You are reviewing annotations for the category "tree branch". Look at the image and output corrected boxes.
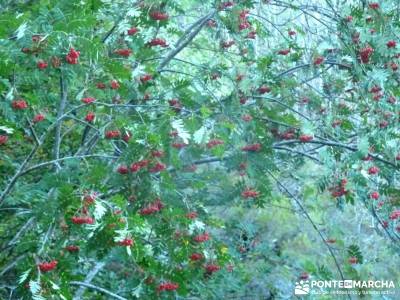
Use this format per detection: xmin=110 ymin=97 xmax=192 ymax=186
xmin=70 ymin=281 xmax=127 ymax=300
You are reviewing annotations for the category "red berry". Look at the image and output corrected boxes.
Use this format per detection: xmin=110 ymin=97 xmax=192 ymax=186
xmin=193 ymin=232 xmax=210 ymax=243
xmin=190 ymin=253 xmax=203 ymax=261
xmin=38 ymin=260 xmax=58 ymax=272
xmin=368 ymin=2 xmax=379 ymax=9
xmin=360 ymin=46 xmax=374 ymax=63
xmin=149 ymin=162 xmax=166 ymax=173
xmin=387 ymin=40 xmax=397 ymax=48
xmin=241 ymin=143 xmax=261 ymax=152
xmin=127 ymin=27 xmax=138 ymax=35
xmin=140 ymin=74 xmax=152 ymax=83
xmin=241 ymin=188 xmax=260 ymax=198
xmin=157 ymin=282 xmax=178 ymax=292
xmin=207 ymin=139 xmax=224 ymax=148
xmin=117 ymin=165 xmax=129 ymax=174
xmin=66 ymin=48 xmax=80 ymax=64
xmin=66 ymin=245 xmax=80 ymax=252
xmin=368 ymin=166 xmax=379 ymax=175
xmin=299 ymin=134 xmax=313 ymax=142
xmin=205 ymin=264 xmax=220 ymax=274
xmin=110 ymin=80 xmax=120 ymax=89
xmin=348 ymin=257 xmax=358 ymax=264
xmin=96 ymin=82 xmax=106 ymax=89
xmin=148 ymin=38 xmax=168 ymax=48
xmin=313 ymin=56 xmax=324 ymax=65
xmin=149 ymin=11 xmax=169 ymax=21
xmin=114 ymin=49 xmax=132 ymax=57
xmin=85 ymin=112 xmax=95 ymax=123
xmin=33 ymin=114 xmax=45 ymax=123
xmin=0 ymin=135 xmax=8 ymax=145
xmin=257 ymin=85 xmax=271 ymax=94
xmin=186 ymin=212 xmax=198 ymax=219
xmin=82 ymin=97 xmax=95 ymax=104
xmin=37 ymin=60 xmax=48 ymax=69
xmin=278 ymin=49 xmax=290 ymax=55
xmin=370 ymin=191 xmax=379 ymax=200
xmin=11 ymin=99 xmax=28 ymax=110
xmin=118 ymin=238 xmax=134 ymax=246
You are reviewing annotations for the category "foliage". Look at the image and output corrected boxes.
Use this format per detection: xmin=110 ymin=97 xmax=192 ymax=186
xmin=1 ymin=0 xmax=400 ymax=299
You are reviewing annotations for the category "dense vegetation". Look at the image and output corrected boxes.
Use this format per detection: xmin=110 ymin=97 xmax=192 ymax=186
xmin=1 ymin=0 xmax=400 ymax=299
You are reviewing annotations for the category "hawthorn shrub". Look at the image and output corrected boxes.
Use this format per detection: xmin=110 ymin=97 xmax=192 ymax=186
xmin=1 ymin=0 xmax=400 ymax=299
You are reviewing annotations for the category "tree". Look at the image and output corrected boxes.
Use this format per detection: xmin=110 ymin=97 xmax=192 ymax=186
xmin=1 ymin=0 xmax=400 ymax=299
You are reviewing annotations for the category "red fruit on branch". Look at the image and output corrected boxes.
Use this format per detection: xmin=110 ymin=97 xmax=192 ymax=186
xmin=117 ymin=165 xmax=129 ymax=174
xmin=186 ymin=211 xmax=198 ymax=219
xmin=122 ymin=132 xmax=132 ymax=142
xmin=37 ymin=60 xmax=48 ymax=69
xmin=370 ymin=191 xmax=379 ymax=200
xmin=168 ymin=99 xmax=182 ymax=112
xmin=66 ymin=48 xmax=80 ymax=64
xmin=207 ymin=19 xmax=217 ymax=27
xmin=221 ymin=40 xmax=235 ymax=48
xmin=140 ymin=199 xmax=164 ymax=215
xmin=172 ymin=143 xmax=187 ymax=149
xmin=190 ymin=253 xmax=203 ymax=261
xmin=278 ymin=49 xmax=290 ymax=55
xmin=239 ymin=21 xmax=251 ymax=31
xmin=313 ymin=56 xmax=324 ymax=65
xmin=38 ymin=260 xmax=58 ymax=272
xmin=241 ymin=114 xmax=252 ymax=122
xmin=219 ymin=1 xmax=234 ymax=10
xmin=157 ymin=282 xmax=179 ymax=292
xmin=148 ymin=38 xmax=168 ymax=47
xmin=241 ymin=143 xmax=261 ymax=152
xmin=118 ymin=238 xmax=134 ymax=246
xmin=207 ymin=139 xmax=224 ymax=148
xmin=348 ymin=257 xmax=358 ymax=264
xmin=193 ymin=232 xmax=210 ymax=243
xmin=0 ymin=135 xmax=8 ymax=145
xmin=105 ymin=130 xmax=121 ymax=139
xmin=66 ymin=245 xmax=80 ymax=252
xmin=345 ymin=16 xmax=353 ymax=22
xmin=241 ymin=188 xmax=260 ymax=198
xmin=82 ymin=97 xmax=95 ymax=104
xmin=387 ymin=40 xmax=397 ymax=48
xmin=85 ymin=112 xmax=95 ymax=123
xmin=33 ymin=114 xmax=45 ymax=123
xmin=140 ymin=74 xmax=152 ymax=83
xmin=151 ymin=150 xmax=164 ymax=158
xmin=247 ymin=31 xmax=257 ymax=39
xmin=110 ymin=80 xmax=120 ymax=89
xmin=359 ymin=46 xmax=374 ymax=63
xmin=299 ymin=134 xmax=313 ymax=142
xmin=71 ymin=216 xmax=94 ymax=225
xmin=149 ymin=162 xmax=166 ymax=173
xmin=299 ymin=272 xmax=309 ymax=280
xmin=389 ymin=210 xmax=400 ymax=220
xmin=114 ymin=49 xmax=132 ymax=57
xmin=368 ymin=166 xmax=379 ymax=175
xmin=396 ymin=153 xmax=400 ymax=160
xmin=96 ymin=82 xmax=106 ymax=89
xmin=149 ymin=11 xmax=169 ymax=21
xmin=288 ymin=30 xmax=296 ymax=36
xmin=205 ymin=264 xmax=220 ymax=274
xmin=257 ymin=85 xmax=271 ymax=94
xmin=369 ymin=85 xmax=381 ymax=93
xmin=11 ymin=99 xmax=28 ymax=110
xmin=368 ymin=2 xmax=379 ymax=9
xmin=127 ymin=27 xmax=138 ymax=35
